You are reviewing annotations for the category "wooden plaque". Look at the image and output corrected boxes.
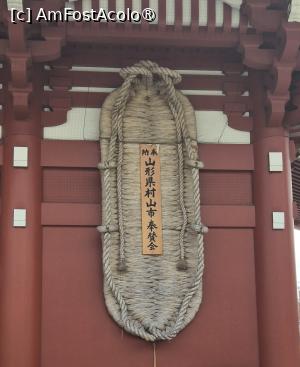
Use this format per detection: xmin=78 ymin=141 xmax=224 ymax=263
xmin=140 ymin=144 xmax=163 ymax=255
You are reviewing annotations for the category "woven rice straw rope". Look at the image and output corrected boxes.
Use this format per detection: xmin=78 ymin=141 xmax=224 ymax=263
xmin=98 ymin=60 xmax=206 ymax=341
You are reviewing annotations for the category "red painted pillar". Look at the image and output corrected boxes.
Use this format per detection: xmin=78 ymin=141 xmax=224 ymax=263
xmin=251 ymin=72 xmax=300 ymax=367
xmin=0 ymin=113 xmax=42 ymax=367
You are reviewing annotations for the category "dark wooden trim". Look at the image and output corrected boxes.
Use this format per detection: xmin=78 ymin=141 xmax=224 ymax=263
xmin=42 ymin=91 xmax=252 ymax=111
xmin=44 ymin=70 xmax=249 ymax=91
xmin=41 ymin=141 xmax=254 ymax=171
xmin=41 ymin=203 xmax=256 ymax=228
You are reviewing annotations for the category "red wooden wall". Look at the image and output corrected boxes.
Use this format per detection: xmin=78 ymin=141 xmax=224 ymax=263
xmin=40 ymin=141 xmax=259 ymax=367
xmin=0 ymin=46 xmax=299 ymax=367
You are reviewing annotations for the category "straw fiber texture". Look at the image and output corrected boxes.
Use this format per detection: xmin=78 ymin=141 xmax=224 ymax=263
xmin=98 ymin=61 xmax=205 ymax=341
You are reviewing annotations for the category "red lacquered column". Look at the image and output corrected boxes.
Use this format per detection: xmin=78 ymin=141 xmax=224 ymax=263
xmin=0 ymin=115 xmax=42 ymax=367
xmin=251 ymin=72 xmax=300 ymax=367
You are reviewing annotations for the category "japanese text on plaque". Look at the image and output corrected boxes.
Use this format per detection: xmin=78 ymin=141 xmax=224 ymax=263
xmin=140 ymin=144 xmax=163 ymax=255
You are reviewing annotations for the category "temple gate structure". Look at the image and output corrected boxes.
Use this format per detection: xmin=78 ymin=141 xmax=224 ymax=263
xmin=0 ymin=0 xmax=300 ymax=366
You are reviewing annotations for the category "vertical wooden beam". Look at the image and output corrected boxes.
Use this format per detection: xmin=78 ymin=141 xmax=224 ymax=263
xmin=74 ymin=0 xmax=82 ymax=12
xmin=191 ymin=0 xmax=199 ymax=31
xmin=251 ymin=71 xmax=300 ymax=367
xmin=0 ymin=67 xmax=42 ymax=367
xmin=123 ymin=0 xmax=133 ymax=31
xmin=223 ymin=3 xmax=231 ymax=33
xmin=207 ymin=0 xmax=216 ymax=32
xmin=158 ymin=0 xmax=166 ymax=30
xmin=174 ymin=0 xmax=182 ymax=30
xmin=91 ymin=0 xmax=99 ymax=10
xmin=141 ymin=0 xmax=150 ymax=30
xmin=110 ymin=0 xmax=117 ymax=13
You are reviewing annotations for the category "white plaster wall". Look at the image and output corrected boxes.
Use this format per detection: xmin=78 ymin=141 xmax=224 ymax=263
xmin=44 ymin=108 xmax=100 ymax=141
xmin=43 ymin=64 xmax=250 ymax=145
xmin=45 ymin=85 xmax=225 ymax=96
xmin=7 ymin=0 xmax=23 ymax=10
xmin=44 ymin=108 xmax=250 ymax=144
xmin=195 ymin=111 xmax=250 ymax=144
xmin=69 ymin=66 xmax=225 ymax=75
xmin=289 ymin=0 xmax=300 ymax=22
xmin=222 ymin=0 xmax=242 ymax=9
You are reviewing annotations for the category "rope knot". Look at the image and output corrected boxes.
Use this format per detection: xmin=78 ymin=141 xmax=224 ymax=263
xmin=97 ymin=161 xmax=117 ymax=170
xmin=192 ymin=223 xmax=209 ymax=234
xmin=119 ymin=65 xmax=153 ymax=81
xmin=119 ymin=60 xmax=182 ymax=87
xmin=118 ymin=259 xmax=127 ymax=272
xmin=177 ymin=258 xmax=188 ymax=271
xmin=186 ymin=159 xmax=205 ymax=169
xmin=97 ymin=225 xmax=118 ymax=233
